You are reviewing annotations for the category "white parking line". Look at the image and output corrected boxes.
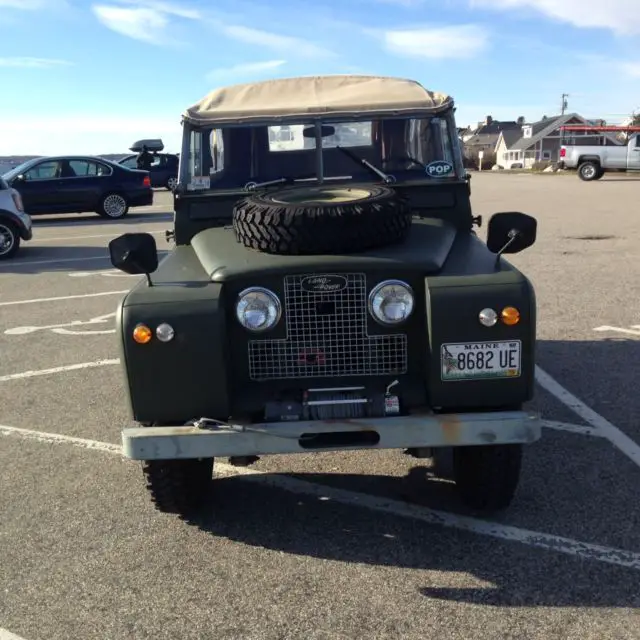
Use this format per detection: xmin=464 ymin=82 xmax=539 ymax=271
xmin=29 ymin=229 xmax=166 ymax=244
xmin=542 ymin=420 xmax=604 ymax=438
xmin=0 ymin=359 xmax=119 ymax=383
xmin=0 ymin=255 xmax=110 ymax=267
xmin=0 ymin=291 xmax=128 ymax=307
xmin=0 ymin=628 xmax=29 ymax=640
xmin=536 ymin=365 xmax=640 ymax=469
xmin=1 ymin=423 xmax=640 ymax=570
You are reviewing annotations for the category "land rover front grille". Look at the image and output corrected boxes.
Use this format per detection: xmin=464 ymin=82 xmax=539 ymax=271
xmin=247 ymin=273 xmax=408 ymax=381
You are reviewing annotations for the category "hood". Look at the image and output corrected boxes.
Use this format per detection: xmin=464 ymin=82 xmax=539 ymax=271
xmin=191 ymin=217 xmax=457 ymax=282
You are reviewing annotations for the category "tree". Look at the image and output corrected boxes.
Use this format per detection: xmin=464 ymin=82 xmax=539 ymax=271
xmin=632 ymin=113 xmax=640 ymax=126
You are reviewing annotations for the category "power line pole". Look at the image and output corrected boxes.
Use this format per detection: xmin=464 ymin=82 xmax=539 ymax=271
xmin=561 ymin=93 xmax=569 ymax=115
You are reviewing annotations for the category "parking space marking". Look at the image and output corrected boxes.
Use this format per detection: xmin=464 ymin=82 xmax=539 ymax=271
xmin=2 ymin=422 xmax=640 ymax=570
xmin=68 ymin=270 xmax=139 ymax=278
xmin=0 ymin=628 xmax=29 ymax=640
xmin=0 ymin=255 xmax=110 ymax=267
xmin=29 ymin=229 xmax=166 ymax=244
xmin=0 ymin=291 xmax=128 ymax=307
xmin=594 ymin=325 xmax=640 ymax=337
xmin=0 ymin=359 xmax=119 ymax=382
xmin=5 ymin=312 xmax=116 ymax=336
xmin=542 ymin=420 xmax=604 ymax=438
xmin=536 ymin=365 xmax=640 ymax=469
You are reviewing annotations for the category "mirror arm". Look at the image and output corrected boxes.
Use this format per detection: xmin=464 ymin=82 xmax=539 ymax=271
xmin=494 ymin=229 xmax=521 ymax=268
xmin=145 ymin=273 xmax=153 ymax=287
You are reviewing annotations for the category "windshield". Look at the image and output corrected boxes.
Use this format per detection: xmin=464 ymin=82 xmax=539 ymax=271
xmin=182 ymin=114 xmax=460 ymax=191
xmin=1 ymin=159 xmax=36 ymax=182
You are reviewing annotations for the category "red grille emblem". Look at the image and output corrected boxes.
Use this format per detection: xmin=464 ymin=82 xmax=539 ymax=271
xmin=298 ymin=349 xmax=326 ymax=366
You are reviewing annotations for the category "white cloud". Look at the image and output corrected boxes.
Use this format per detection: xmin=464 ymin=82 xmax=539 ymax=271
xmin=110 ymin=0 xmax=201 ymax=20
xmin=622 ymin=62 xmax=640 ymax=77
xmin=470 ymin=0 xmax=640 ymax=35
xmin=0 ymin=57 xmax=73 ymax=68
xmin=219 ymin=25 xmax=335 ymax=58
xmin=92 ymin=4 xmax=171 ymax=44
xmin=382 ymin=24 xmax=489 ymax=59
xmin=206 ymin=60 xmax=287 ymax=83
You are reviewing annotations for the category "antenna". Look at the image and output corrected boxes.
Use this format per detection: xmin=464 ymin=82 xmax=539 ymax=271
xmin=561 ymin=93 xmax=569 ymax=115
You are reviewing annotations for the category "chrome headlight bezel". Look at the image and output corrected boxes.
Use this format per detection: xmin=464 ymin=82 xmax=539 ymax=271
xmin=236 ymin=286 xmax=282 ymax=332
xmin=368 ymin=279 xmax=415 ymax=326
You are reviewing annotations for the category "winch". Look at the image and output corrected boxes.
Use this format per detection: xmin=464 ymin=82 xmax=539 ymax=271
xmin=263 ymin=380 xmax=402 ymax=422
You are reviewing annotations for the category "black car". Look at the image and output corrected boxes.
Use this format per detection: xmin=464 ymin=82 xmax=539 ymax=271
xmin=117 ymin=152 xmax=179 ymax=191
xmin=117 ymin=138 xmax=179 ymax=191
xmin=1 ymin=155 xmax=153 ymax=219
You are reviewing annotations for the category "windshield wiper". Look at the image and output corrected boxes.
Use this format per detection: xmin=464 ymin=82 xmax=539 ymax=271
xmin=336 ymin=146 xmax=395 ymax=184
xmin=244 ymin=177 xmax=295 ymax=191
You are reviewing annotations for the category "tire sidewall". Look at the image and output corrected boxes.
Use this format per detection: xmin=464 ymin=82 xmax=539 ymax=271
xmin=579 ymin=162 xmax=599 ymax=181
xmin=0 ymin=219 xmax=20 ymax=260
xmin=99 ymin=192 xmax=129 ymax=219
xmin=246 ymin=184 xmax=396 ymax=209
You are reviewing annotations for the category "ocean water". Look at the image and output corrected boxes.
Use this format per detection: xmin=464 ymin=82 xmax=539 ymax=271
xmin=0 ymin=162 xmax=16 ymax=175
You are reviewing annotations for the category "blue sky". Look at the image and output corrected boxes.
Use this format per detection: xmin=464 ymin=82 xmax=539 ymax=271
xmin=1 ymin=0 xmax=640 ymax=155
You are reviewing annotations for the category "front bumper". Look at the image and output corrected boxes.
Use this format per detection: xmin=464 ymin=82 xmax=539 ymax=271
xmin=122 ymin=410 xmax=541 ymax=461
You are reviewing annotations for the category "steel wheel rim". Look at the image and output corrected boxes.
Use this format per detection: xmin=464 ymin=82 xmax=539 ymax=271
xmin=0 ymin=224 xmax=15 ymax=256
xmin=582 ymin=165 xmax=595 ymax=178
xmin=103 ymin=194 xmax=126 ymax=217
xmin=167 ymin=177 xmax=178 ymax=190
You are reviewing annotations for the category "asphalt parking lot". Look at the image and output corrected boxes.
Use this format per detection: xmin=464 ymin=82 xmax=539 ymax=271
xmin=1 ymin=175 xmax=639 ymax=640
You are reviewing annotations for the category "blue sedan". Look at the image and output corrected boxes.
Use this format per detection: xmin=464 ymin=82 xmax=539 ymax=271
xmin=1 ymin=155 xmax=153 ymax=219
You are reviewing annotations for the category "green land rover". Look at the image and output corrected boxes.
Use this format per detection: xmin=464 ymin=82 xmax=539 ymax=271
xmin=108 ymin=74 xmax=541 ymax=520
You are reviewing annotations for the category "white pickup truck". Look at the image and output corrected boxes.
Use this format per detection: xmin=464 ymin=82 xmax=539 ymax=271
xmin=559 ymin=132 xmax=640 ymax=180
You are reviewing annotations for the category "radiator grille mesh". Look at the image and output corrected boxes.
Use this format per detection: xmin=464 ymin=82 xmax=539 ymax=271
xmin=248 ymin=273 xmax=408 ymax=381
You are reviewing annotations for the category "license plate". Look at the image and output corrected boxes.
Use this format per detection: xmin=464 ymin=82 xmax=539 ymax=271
xmin=441 ymin=340 xmax=521 ymax=381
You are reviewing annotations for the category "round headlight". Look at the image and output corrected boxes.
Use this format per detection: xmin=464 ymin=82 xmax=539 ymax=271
xmin=236 ymin=287 xmax=281 ymax=332
xmin=368 ymin=280 xmax=414 ymax=325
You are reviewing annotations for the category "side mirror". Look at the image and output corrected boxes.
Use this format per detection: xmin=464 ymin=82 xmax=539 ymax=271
xmin=109 ymin=232 xmax=158 ymax=276
xmin=487 ymin=212 xmax=537 ymax=255
xmin=13 ymin=174 xmax=25 ymax=183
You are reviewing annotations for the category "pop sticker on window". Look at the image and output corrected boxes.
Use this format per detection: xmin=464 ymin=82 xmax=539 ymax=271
xmin=425 ymin=160 xmax=453 ymax=177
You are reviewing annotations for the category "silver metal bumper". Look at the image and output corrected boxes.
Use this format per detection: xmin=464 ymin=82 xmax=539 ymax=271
xmin=121 ymin=410 xmax=541 ymax=461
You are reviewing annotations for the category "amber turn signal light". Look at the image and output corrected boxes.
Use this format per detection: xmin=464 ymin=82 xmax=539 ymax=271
xmin=501 ymin=307 xmax=520 ymax=325
xmin=133 ymin=323 xmax=153 ymax=344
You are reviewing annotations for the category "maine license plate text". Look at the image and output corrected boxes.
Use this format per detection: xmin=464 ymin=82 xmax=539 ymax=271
xmin=441 ymin=340 xmax=521 ymax=381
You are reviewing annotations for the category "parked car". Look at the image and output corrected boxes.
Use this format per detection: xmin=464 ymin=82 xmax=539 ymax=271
xmin=0 ymin=175 xmax=32 ymax=259
xmin=1 ymin=156 xmax=153 ymax=219
xmin=117 ymin=139 xmax=179 ymax=191
xmin=109 ymin=74 xmax=540 ymax=521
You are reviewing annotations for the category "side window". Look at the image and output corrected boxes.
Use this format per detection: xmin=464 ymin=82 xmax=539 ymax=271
xmin=69 ymin=160 xmax=113 ymax=177
xmin=24 ymin=161 xmax=61 ymax=180
xmin=121 ymin=157 xmax=137 ymax=169
xmin=635 ymin=136 xmax=640 ymax=148
xmin=209 ymin=129 xmax=224 ymax=174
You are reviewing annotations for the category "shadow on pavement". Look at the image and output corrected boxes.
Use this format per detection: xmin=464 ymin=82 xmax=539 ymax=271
xmin=536 ymin=338 xmax=640 ymax=436
xmin=183 ymin=473 xmax=640 ymax=609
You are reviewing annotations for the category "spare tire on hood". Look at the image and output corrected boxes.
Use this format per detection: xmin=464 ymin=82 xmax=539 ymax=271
xmin=232 ymin=184 xmax=412 ymax=255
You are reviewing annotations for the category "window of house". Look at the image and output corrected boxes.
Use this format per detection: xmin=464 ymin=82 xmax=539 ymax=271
xmin=541 ymin=150 xmax=552 ymax=160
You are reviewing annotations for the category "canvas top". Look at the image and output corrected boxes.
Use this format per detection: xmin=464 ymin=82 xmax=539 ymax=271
xmin=182 ymin=75 xmax=453 ymax=126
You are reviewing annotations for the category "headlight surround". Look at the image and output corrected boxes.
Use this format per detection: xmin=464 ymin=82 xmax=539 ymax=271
xmin=236 ymin=287 xmax=281 ymax=332
xmin=368 ymin=280 xmax=414 ymax=325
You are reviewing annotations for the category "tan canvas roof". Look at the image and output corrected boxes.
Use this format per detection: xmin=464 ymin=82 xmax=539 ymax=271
xmin=182 ymin=74 xmax=453 ymax=126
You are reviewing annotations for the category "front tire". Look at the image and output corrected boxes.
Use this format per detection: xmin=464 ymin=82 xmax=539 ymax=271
xmin=142 ymin=458 xmax=214 ymax=518
xmin=452 ymin=444 xmax=523 ymax=513
xmin=166 ymin=176 xmax=178 ymax=191
xmin=0 ymin=220 xmax=20 ymax=260
xmin=98 ymin=192 xmax=129 ymax=219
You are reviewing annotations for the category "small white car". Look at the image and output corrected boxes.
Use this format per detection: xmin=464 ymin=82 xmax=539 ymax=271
xmin=0 ymin=175 xmax=32 ymax=259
